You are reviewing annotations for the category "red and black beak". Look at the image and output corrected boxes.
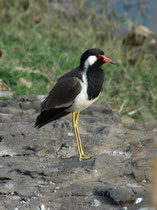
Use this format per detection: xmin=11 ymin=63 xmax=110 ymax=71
xmin=97 ymin=54 xmax=117 ymax=64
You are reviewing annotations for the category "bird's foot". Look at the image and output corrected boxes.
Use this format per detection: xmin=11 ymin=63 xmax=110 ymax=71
xmin=79 ymin=154 xmax=90 ymax=161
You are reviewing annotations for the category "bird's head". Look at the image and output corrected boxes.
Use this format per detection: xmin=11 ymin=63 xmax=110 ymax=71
xmin=80 ymin=48 xmax=116 ymax=69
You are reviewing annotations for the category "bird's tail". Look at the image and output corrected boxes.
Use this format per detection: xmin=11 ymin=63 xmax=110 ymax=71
xmin=35 ymin=108 xmax=69 ymax=128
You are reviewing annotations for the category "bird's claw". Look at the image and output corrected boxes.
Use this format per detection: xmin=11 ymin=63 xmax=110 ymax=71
xmin=79 ymin=154 xmax=90 ymax=161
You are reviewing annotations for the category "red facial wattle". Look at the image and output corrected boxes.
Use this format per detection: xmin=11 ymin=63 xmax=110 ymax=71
xmin=97 ymin=54 xmax=116 ymax=64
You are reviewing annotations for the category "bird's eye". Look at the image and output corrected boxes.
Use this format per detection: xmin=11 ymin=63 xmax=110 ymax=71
xmin=96 ymin=54 xmax=101 ymax=59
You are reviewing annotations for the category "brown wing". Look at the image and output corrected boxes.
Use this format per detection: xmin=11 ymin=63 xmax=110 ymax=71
xmin=41 ymin=77 xmax=81 ymax=111
xmin=35 ymin=77 xmax=82 ymax=128
xmin=57 ymin=65 xmax=83 ymax=81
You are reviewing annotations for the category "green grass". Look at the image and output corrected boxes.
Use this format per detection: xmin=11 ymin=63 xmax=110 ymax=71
xmin=0 ymin=0 xmax=157 ymax=120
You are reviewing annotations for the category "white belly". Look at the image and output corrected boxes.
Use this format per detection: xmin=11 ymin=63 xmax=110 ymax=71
xmin=67 ymin=86 xmax=100 ymax=113
xmin=67 ymin=71 xmax=100 ymax=113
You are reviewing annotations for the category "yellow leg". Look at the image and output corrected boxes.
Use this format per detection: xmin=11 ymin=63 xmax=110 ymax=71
xmin=72 ymin=112 xmax=81 ymax=158
xmin=72 ymin=112 xmax=89 ymax=161
xmin=75 ymin=112 xmax=88 ymax=158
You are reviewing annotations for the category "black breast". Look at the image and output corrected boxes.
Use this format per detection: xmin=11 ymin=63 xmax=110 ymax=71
xmin=86 ymin=66 xmax=105 ymax=100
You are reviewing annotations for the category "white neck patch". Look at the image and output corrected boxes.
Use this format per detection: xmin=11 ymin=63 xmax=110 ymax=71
xmin=84 ymin=55 xmax=97 ymax=70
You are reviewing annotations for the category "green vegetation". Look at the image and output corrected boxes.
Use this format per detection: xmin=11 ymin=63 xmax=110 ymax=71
xmin=0 ymin=0 xmax=157 ymax=120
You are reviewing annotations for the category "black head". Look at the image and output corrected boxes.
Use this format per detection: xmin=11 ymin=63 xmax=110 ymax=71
xmin=80 ymin=48 xmax=116 ymax=69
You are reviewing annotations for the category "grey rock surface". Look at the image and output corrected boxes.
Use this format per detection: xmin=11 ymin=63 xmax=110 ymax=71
xmin=0 ymin=95 xmax=156 ymax=210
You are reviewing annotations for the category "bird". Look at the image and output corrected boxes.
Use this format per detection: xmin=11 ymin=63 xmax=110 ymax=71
xmin=35 ymin=48 xmax=116 ymax=161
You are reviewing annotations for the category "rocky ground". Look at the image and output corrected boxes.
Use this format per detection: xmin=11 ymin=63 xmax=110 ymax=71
xmin=0 ymin=95 xmax=157 ymax=210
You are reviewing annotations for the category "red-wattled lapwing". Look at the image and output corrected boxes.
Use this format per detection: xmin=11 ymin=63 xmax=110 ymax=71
xmin=35 ymin=48 xmax=116 ymax=160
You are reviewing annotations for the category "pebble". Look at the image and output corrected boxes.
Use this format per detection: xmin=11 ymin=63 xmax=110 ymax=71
xmin=0 ymin=95 xmax=155 ymax=210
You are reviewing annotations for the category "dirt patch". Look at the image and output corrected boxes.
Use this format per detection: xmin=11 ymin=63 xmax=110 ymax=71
xmin=0 ymin=95 xmax=156 ymax=209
